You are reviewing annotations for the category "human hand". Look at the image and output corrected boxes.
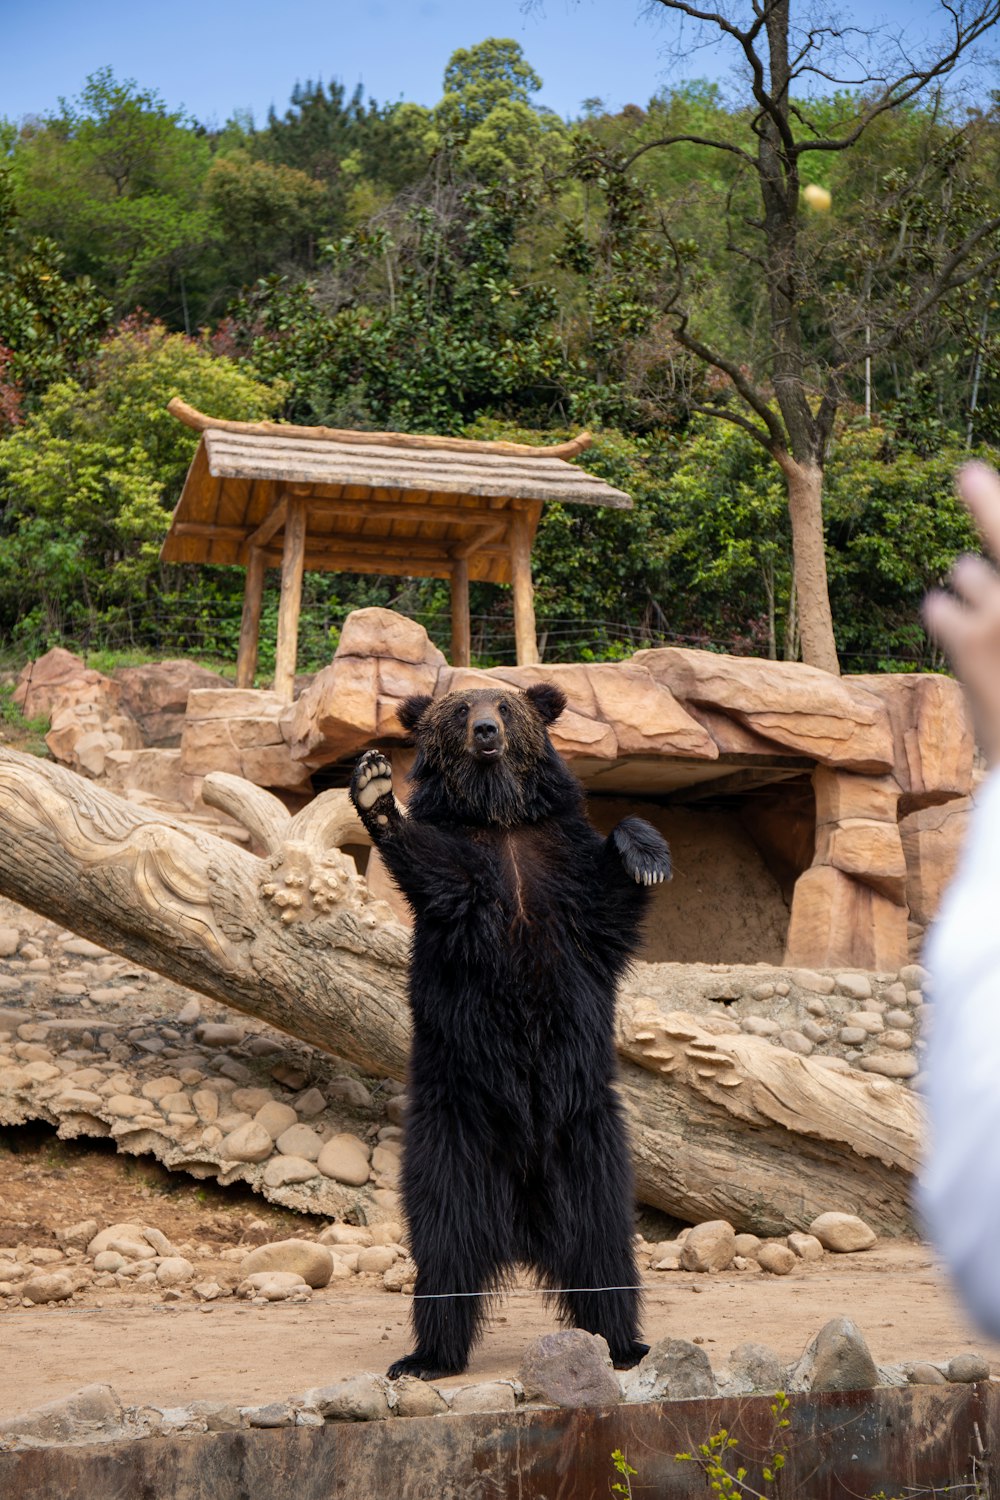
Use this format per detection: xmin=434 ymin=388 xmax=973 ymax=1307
xmin=924 ymin=461 xmax=1000 ymax=764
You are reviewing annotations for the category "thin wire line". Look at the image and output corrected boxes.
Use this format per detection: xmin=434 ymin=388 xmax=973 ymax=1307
xmin=411 ymin=1283 xmax=647 ymax=1299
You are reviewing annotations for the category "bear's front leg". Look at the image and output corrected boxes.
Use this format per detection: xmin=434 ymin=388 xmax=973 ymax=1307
xmin=349 ymin=749 xmax=401 ymax=840
xmin=611 ymin=816 xmax=672 ymax=886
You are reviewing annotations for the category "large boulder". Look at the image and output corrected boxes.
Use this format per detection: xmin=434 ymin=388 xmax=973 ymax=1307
xmin=180 ymin=689 xmax=312 ymax=790
xmin=114 ymin=660 xmax=228 ymax=747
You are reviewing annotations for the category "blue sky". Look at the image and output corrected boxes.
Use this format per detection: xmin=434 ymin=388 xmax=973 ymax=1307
xmin=3 ymin=0 xmax=992 ymax=127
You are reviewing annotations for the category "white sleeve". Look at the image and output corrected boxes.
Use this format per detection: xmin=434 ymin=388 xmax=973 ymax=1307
xmin=922 ymin=769 xmax=1000 ymax=1336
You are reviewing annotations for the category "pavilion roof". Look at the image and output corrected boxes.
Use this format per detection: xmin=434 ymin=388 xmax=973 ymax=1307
xmin=160 ymin=401 xmax=632 ymax=585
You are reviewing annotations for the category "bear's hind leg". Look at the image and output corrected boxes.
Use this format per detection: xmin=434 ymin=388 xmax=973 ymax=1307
xmin=391 ymin=1111 xmax=514 ymax=1380
xmin=533 ymin=1109 xmax=648 ymax=1370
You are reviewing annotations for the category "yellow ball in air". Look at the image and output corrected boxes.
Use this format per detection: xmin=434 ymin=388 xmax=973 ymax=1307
xmin=803 ymin=183 xmax=832 ymax=213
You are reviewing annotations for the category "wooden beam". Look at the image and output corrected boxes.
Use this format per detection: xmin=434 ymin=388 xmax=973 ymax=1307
xmin=261 ymin=548 xmax=456 ymax=580
xmin=307 ymin=498 xmax=510 ymax=529
xmin=450 ymin=557 xmax=471 ymax=668
xmin=450 ymin=523 xmax=504 ymax=560
xmin=168 ymin=397 xmax=593 ymax=459
xmin=273 ymin=498 xmax=307 ymax=704
xmin=246 ymin=495 xmax=289 ymax=553
xmin=173 ymin=522 xmax=248 ymax=543
xmin=509 ymin=508 xmax=539 ymax=666
xmin=235 ymin=546 xmax=266 ymax=689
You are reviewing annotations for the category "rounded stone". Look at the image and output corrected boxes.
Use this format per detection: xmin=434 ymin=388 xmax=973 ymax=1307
xmin=742 ymin=1017 xmax=779 ymax=1037
xmin=93 ymin=1251 xmax=125 ymax=1273
xmin=317 ymin=1133 xmax=371 ymax=1186
xmin=356 ymin=1245 xmax=398 ymax=1274
xmin=947 ymin=1353 xmax=990 ymax=1383
xmin=194 ymin=1023 xmax=245 ymax=1048
xmin=884 ymin=1010 xmax=913 ymax=1030
xmin=275 ymin=1123 xmax=323 ymax=1161
xmin=733 ymin=1233 xmax=761 ymax=1258
xmin=880 ymin=1030 xmax=914 ymax=1051
xmin=261 ymin=1155 xmax=319 ymax=1188
xmin=846 ymin=1011 xmax=884 ymax=1033
xmin=254 ymin=1101 xmax=299 ymax=1140
xmin=219 ymin=1121 xmax=274 ymax=1164
xmin=88 ymin=1222 xmax=152 ymax=1258
xmin=836 ymin=974 xmax=873 ymax=1001
xmin=679 ymin=1220 xmax=736 ymax=1273
xmin=787 ymin=1232 xmax=824 ymax=1262
xmin=22 ymin=1272 xmax=75 ymax=1303
xmin=779 ymin=1029 xmax=814 ymax=1056
xmin=907 ymin=1362 xmax=947 ymax=1385
xmin=858 ymin=1052 xmax=918 ymax=1079
xmin=318 ymin=1224 xmax=374 ymax=1248
xmin=838 ymin=1027 xmax=868 ymax=1046
xmin=239 ymin=1239 xmax=334 ymax=1288
xmin=238 ymin=1271 xmax=308 ymax=1301
xmin=757 ymin=1243 xmax=796 ymax=1275
xmin=808 ymin=1212 xmax=877 ymax=1253
xmin=156 ymin=1257 xmax=195 ymax=1287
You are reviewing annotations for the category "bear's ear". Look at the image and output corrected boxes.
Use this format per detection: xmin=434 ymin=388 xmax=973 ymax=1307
xmin=523 ymin=682 xmax=566 ymax=726
xmin=397 ymin=694 xmax=433 ymax=733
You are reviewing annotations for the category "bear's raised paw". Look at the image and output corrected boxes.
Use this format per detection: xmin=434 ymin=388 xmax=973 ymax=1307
xmin=612 ymin=817 xmax=672 ymax=886
xmin=351 ymin=749 xmax=394 ymax=814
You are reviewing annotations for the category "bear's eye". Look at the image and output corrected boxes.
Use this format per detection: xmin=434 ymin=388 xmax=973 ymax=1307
xmin=498 ymin=701 xmax=509 ymax=718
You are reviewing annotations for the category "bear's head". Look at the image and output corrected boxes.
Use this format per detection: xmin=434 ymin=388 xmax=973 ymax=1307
xmin=397 ymin=683 xmax=575 ymax=826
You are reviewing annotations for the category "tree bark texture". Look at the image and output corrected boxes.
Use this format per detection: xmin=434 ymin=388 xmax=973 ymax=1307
xmin=777 ymin=453 xmax=840 ymax=676
xmin=0 ymin=751 xmax=919 ymax=1232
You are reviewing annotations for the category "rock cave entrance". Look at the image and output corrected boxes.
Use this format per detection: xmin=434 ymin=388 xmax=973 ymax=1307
xmin=587 ymin=772 xmax=816 ymax=966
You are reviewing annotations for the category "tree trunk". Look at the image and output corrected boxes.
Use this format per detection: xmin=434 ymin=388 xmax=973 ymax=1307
xmin=0 ymin=751 xmax=918 ymax=1233
xmin=777 ymin=452 xmax=840 ymax=674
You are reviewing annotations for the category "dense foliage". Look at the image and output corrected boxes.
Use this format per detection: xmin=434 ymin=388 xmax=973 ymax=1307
xmin=1 ymin=34 xmax=998 ymax=673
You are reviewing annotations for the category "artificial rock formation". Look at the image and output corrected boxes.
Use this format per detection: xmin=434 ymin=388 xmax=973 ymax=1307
xmin=0 ymin=747 xmax=922 ymax=1233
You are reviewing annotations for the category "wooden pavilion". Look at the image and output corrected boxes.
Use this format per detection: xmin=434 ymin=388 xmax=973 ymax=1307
xmin=161 ymin=400 xmax=632 ymax=701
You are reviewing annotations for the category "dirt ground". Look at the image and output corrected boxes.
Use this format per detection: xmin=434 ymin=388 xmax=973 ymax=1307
xmin=2 ymin=1125 xmax=998 ymax=1418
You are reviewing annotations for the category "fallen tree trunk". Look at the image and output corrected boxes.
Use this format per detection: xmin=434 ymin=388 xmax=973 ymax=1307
xmin=0 ymin=750 xmax=921 ymax=1234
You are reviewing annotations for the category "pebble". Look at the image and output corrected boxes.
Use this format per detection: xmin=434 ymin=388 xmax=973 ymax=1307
xmin=0 ymin=927 xmax=20 ymax=957
xmin=176 ymin=999 xmax=201 ymax=1025
xmin=304 ymin=1377 xmax=391 ymax=1422
xmin=845 ymin=1011 xmax=883 ymax=1033
xmin=733 ymin=1233 xmax=761 ymax=1258
xmin=140 ymin=1077 xmax=184 ymax=1102
xmin=383 ymin=1258 xmax=417 ymax=1293
xmin=317 ymin=1133 xmax=371 ymax=1186
xmin=232 ymin=1087 xmax=274 ymax=1114
xmin=319 ymin=1224 xmax=375 ymax=1248
xmin=624 ymin=1338 xmax=715 ymax=1403
xmin=800 ymin=1020 xmax=829 ymax=1044
xmin=899 ymin=964 xmax=930 ymax=992
xmin=808 ymin=1213 xmax=877 ymax=1253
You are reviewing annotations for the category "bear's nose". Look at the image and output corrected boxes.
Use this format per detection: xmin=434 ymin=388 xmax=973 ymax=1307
xmin=472 ymin=716 xmax=499 ymax=745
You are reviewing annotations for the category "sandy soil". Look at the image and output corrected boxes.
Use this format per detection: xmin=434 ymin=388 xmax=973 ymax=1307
xmin=2 ymin=1124 xmax=998 ymax=1418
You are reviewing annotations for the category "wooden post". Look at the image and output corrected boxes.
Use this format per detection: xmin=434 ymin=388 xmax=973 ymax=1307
xmin=235 ymin=546 xmax=266 ymax=689
xmin=509 ymin=507 xmax=539 ymax=666
xmin=273 ymin=498 xmax=307 ymax=703
xmin=450 ymin=557 xmax=471 ymax=667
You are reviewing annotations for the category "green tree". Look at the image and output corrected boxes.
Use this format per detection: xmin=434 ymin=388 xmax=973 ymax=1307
xmin=587 ymin=0 xmax=1000 ymax=672
xmin=10 ymin=68 xmax=212 ymax=325
xmin=0 ymin=321 xmax=278 ymax=647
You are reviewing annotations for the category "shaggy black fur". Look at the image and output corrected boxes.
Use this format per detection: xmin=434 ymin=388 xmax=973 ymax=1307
xmin=349 ymin=683 xmax=671 ymax=1381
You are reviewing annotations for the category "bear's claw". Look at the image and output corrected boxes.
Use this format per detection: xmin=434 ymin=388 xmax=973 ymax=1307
xmin=351 ymin=749 xmax=394 ymax=813
xmin=387 ymin=1352 xmax=464 ymax=1382
xmin=612 ymin=817 xmax=672 ymax=886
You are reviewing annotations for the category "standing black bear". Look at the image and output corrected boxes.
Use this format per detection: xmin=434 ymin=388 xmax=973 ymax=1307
xmin=349 ymin=682 xmax=671 ymax=1380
